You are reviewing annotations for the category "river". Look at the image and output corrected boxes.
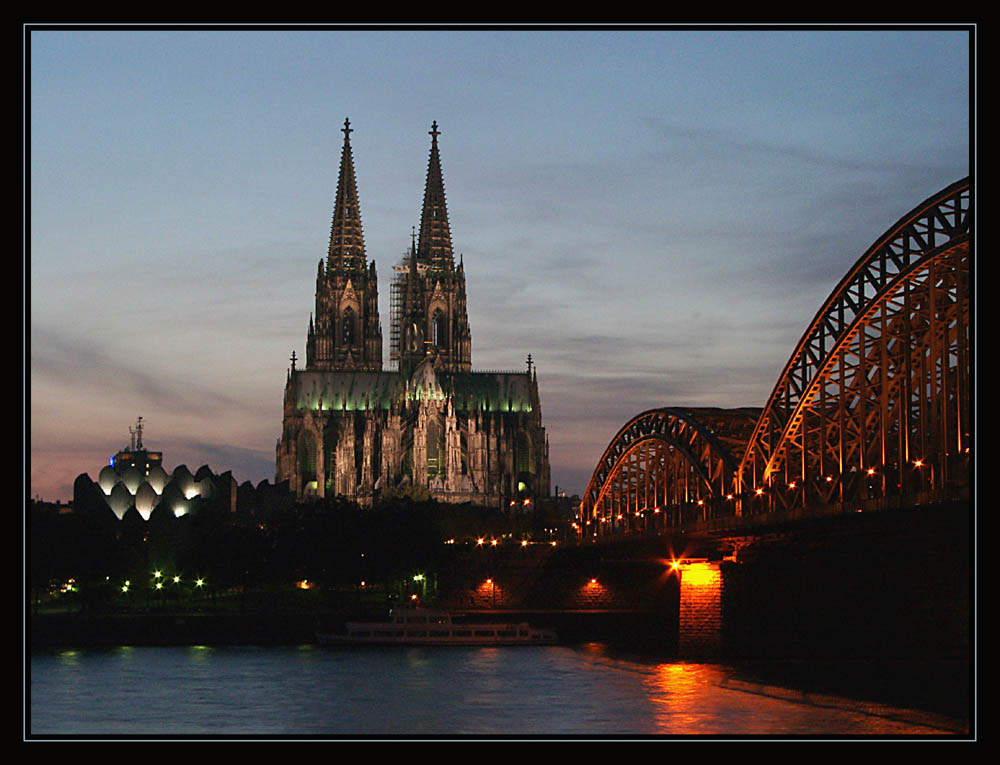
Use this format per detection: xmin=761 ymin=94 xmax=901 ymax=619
xmin=27 ymin=644 xmax=969 ymax=739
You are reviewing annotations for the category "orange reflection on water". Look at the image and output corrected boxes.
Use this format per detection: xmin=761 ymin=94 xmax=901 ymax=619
xmin=646 ymin=662 xmax=724 ymax=734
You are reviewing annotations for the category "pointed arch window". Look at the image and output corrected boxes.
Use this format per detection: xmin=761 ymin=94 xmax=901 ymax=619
xmin=427 ymin=417 xmax=443 ymax=478
xmin=342 ymin=307 xmax=356 ymax=346
xmin=432 ymin=309 xmax=447 ymax=349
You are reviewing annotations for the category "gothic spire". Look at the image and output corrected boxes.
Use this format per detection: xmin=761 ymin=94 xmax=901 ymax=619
xmin=417 ymin=121 xmax=454 ymax=269
xmin=327 ymin=118 xmax=366 ymax=272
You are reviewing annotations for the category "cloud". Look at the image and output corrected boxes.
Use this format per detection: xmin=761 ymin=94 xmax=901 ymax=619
xmin=30 ymin=325 xmax=248 ymax=418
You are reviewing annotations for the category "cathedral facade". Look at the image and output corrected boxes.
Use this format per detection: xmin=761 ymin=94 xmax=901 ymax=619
xmin=275 ymin=120 xmax=550 ymax=507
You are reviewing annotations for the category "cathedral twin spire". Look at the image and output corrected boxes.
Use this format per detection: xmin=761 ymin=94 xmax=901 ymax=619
xmin=416 ymin=121 xmax=455 ymax=269
xmin=307 ymin=119 xmax=469 ymax=374
xmin=327 ymin=118 xmax=366 ymax=273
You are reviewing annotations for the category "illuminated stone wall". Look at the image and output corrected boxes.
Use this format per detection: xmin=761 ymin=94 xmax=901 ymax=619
xmin=677 ymin=562 xmax=722 ymax=657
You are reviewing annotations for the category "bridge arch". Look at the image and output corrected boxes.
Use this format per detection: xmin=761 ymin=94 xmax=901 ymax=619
xmin=737 ymin=177 xmax=971 ymax=513
xmin=579 ymin=408 xmax=752 ymax=537
xmin=580 ymin=177 xmax=970 ymax=536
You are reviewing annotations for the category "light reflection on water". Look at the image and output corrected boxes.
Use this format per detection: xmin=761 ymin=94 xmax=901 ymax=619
xmin=29 ymin=644 xmax=966 ymax=737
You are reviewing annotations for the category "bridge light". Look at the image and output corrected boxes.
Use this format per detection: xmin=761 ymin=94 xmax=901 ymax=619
xmin=726 ymin=494 xmax=733 ymax=500
xmin=825 ymin=475 xmax=833 ymax=482
xmin=697 ymin=499 xmax=704 ymax=506
xmin=755 ymin=488 xmax=764 ymax=496
xmin=788 ymin=482 xmax=796 ymax=490
xmin=670 ymin=560 xmax=681 ymax=572
xmin=477 ymin=538 xmax=484 ymax=546
xmin=867 ymin=467 xmax=877 ymax=476
xmin=914 ymin=459 xmax=924 ymax=468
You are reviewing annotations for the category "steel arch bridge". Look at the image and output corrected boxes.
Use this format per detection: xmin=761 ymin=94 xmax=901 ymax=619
xmin=580 ymin=178 xmax=971 ymax=537
xmin=579 ymin=407 xmax=759 ymax=535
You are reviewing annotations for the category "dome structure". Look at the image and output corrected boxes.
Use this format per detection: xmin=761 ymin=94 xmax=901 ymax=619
xmin=122 ymin=465 xmax=144 ymax=495
xmin=134 ymin=481 xmax=160 ymax=520
xmin=98 ymin=465 xmax=118 ymax=495
xmin=108 ymin=481 xmax=134 ymax=520
xmin=147 ymin=464 xmax=169 ymax=494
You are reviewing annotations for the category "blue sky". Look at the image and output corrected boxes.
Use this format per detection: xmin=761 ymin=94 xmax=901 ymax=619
xmin=28 ymin=27 xmax=972 ymax=502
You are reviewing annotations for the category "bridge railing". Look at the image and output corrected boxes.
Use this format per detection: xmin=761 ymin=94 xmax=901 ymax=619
xmin=579 ymin=486 xmax=969 ymax=542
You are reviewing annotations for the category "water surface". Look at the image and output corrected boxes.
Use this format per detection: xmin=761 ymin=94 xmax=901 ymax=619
xmin=28 ymin=644 xmax=967 ymax=738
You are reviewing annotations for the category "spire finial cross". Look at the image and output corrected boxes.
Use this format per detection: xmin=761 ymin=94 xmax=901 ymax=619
xmin=290 ymin=350 xmax=297 ymax=370
xmin=429 ymin=121 xmax=439 ymax=142
xmin=343 ymin=118 xmax=352 ymax=139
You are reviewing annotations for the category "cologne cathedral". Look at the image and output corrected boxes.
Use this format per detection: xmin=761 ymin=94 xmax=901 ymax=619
xmin=276 ymin=120 xmax=550 ymax=507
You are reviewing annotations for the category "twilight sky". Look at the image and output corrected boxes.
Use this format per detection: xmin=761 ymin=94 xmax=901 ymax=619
xmin=28 ymin=27 xmax=971 ymax=502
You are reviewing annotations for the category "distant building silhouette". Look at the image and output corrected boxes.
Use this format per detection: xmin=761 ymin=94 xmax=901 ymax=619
xmin=275 ymin=120 xmax=550 ymax=507
xmin=76 ymin=418 xmax=241 ymax=521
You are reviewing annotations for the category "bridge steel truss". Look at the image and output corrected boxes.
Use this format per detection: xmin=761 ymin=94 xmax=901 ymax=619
xmin=737 ymin=177 xmax=971 ymax=515
xmin=579 ymin=408 xmax=745 ymax=537
xmin=579 ymin=178 xmax=971 ymax=537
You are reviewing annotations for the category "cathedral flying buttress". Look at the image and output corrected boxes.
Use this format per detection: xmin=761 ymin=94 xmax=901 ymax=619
xmin=276 ymin=121 xmax=549 ymax=507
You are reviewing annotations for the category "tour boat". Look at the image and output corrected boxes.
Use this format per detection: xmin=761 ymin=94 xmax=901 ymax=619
xmin=317 ymin=606 xmax=558 ymax=646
